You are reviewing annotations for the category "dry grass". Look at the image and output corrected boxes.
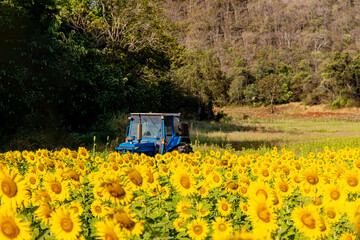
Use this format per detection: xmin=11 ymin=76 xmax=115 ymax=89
xmin=192 ymin=103 xmax=360 ymax=154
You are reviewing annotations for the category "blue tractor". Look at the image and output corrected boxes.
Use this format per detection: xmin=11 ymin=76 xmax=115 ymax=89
xmin=115 ymin=113 xmax=193 ymax=156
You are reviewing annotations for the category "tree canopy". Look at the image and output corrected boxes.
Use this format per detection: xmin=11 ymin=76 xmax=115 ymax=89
xmin=2 ymin=0 xmax=360 ymax=150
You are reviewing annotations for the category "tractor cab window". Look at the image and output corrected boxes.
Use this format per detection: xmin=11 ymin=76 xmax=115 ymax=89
xmin=164 ymin=117 xmax=180 ymax=137
xmin=130 ymin=115 xmax=162 ymax=139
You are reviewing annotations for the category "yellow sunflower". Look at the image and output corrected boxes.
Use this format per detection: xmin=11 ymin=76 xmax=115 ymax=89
xmin=318 ymin=216 xmax=331 ymax=239
xmin=217 ymin=198 xmax=232 ymax=217
xmin=91 ymin=200 xmax=107 ymax=218
xmin=191 ymin=166 xmax=202 ymax=178
xmin=239 ymin=202 xmax=249 ymax=216
xmin=207 ymin=170 xmax=223 ymax=189
xmin=224 ymin=180 xmax=240 ymax=194
xmin=173 ymin=217 xmax=186 ymax=232
xmin=97 ymin=175 xmax=134 ymax=205
xmin=198 ymin=203 xmax=210 ymax=217
xmin=247 ymin=197 xmax=278 ymax=238
xmin=257 ymin=165 xmax=273 ymax=182
xmin=35 ymin=202 xmax=54 ymax=225
xmin=269 ymin=190 xmax=284 ymax=210
xmin=144 ymin=168 xmax=159 ymax=191
xmin=341 ymin=169 xmax=360 ymax=194
xmin=339 ymin=232 xmax=357 ymax=240
xmin=323 ymin=203 xmax=343 ymax=223
xmin=0 ymin=167 xmax=28 ymax=209
xmin=44 ymin=173 xmax=70 ymax=202
xmin=77 ymin=147 xmax=90 ymax=159
xmin=176 ymin=199 xmax=192 ymax=219
xmin=24 ymin=172 xmax=40 ymax=189
xmin=346 ymin=199 xmax=360 ymax=226
xmin=274 ymin=176 xmax=294 ymax=198
xmin=159 ymin=186 xmax=171 ymax=200
xmin=321 ymin=182 xmax=347 ymax=206
xmin=196 ymin=182 xmax=209 ymax=198
xmin=31 ymin=188 xmax=53 ymax=206
xmin=300 ymin=165 xmax=323 ymax=191
xmin=187 ymin=218 xmax=209 ymax=240
xmin=68 ymin=201 xmax=84 ymax=216
xmin=108 ymin=207 xmax=144 ymax=238
xmin=125 ymin=165 xmax=149 ymax=190
xmin=248 ymin=180 xmax=271 ymax=201
xmin=291 ymin=204 xmax=322 ymax=239
xmin=0 ymin=206 xmax=32 ymax=240
xmin=211 ymin=217 xmax=233 ymax=239
xmin=49 ymin=206 xmax=81 ymax=240
xmin=95 ymin=219 xmax=125 ymax=240
xmin=158 ymin=164 xmax=171 ymax=177
xmin=171 ymin=168 xmax=196 ymax=197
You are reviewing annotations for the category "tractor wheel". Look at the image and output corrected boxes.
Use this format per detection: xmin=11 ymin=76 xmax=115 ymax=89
xmin=172 ymin=144 xmax=193 ymax=154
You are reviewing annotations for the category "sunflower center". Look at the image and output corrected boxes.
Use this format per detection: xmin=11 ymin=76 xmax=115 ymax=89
xmin=70 ymin=206 xmax=79 ymax=213
xmin=279 ymin=183 xmax=288 ymax=192
xmin=330 ymin=190 xmax=340 ymax=200
xmin=229 ymin=182 xmax=238 ymax=190
xmin=240 ymin=186 xmax=248 ymax=194
xmin=218 ymin=223 xmax=226 ymax=231
xmin=347 ymin=177 xmax=358 ymax=187
xmin=194 ymin=169 xmax=200 ymax=174
xmin=213 ymin=175 xmax=220 ymax=183
xmin=193 ymin=225 xmax=203 ymax=235
xmin=95 ymin=206 xmax=102 ymax=213
xmin=51 ymin=182 xmax=62 ymax=194
xmin=221 ymin=203 xmax=228 ymax=211
xmin=39 ymin=192 xmax=51 ymax=202
xmin=180 ymin=176 xmax=190 ymax=189
xmin=319 ymin=219 xmax=327 ymax=232
xmin=301 ymin=213 xmax=316 ymax=229
xmin=104 ymin=233 xmax=116 ymax=240
xmin=326 ymin=210 xmax=336 ymax=219
xmin=115 ymin=212 xmax=135 ymax=230
xmin=29 ymin=177 xmax=37 ymax=185
xmin=128 ymin=170 xmax=143 ymax=186
xmin=1 ymin=178 xmax=18 ymax=198
xmin=43 ymin=205 xmax=52 ymax=218
xmin=272 ymin=194 xmax=280 ymax=205
xmin=107 ymin=183 xmax=126 ymax=199
xmin=306 ymin=176 xmax=318 ymax=185
xmin=78 ymin=163 xmax=85 ymax=170
xmin=257 ymin=206 xmax=271 ymax=222
xmin=262 ymin=169 xmax=269 ymax=177
xmin=60 ymin=218 xmax=73 ymax=232
xmin=38 ymin=163 xmax=44 ymax=171
xmin=69 ymin=171 xmax=79 ymax=181
xmin=256 ymin=189 xmax=268 ymax=199
xmin=294 ymin=176 xmax=301 ymax=183
xmin=1 ymin=220 xmax=20 ymax=239
xmin=199 ymin=187 xmax=206 ymax=194
xmin=182 ymin=206 xmax=189 ymax=214
xmin=146 ymin=172 xmax=154 ymax=183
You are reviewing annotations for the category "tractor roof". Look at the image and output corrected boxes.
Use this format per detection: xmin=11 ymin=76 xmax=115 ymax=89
xmin=130 ymin=113 xmax=181 ymax=117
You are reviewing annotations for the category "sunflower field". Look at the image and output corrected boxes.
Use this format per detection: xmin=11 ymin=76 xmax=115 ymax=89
xmin=1 ymin=146 xmax=360 ymax=240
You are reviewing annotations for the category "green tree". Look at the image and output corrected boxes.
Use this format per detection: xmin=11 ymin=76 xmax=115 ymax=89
xmin=258 ymin=75 xmax=289 ymax=112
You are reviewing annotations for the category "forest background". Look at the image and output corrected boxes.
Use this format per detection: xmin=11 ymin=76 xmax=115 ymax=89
xmin=1 ymin=0 xmax=360 ymax=151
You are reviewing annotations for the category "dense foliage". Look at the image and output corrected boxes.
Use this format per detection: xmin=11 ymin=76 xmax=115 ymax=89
xmin=2 ymin=0 xmax=360 ymax=150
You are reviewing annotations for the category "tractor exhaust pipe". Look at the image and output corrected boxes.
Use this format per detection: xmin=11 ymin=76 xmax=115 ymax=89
xmin=137 ymin=123 xmax=142 ymax=142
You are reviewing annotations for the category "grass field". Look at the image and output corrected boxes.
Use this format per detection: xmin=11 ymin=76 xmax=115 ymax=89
xmin=191 ymin=103 xmax=360 ymax=156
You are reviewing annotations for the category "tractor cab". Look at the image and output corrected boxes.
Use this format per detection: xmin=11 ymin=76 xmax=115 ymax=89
xmin=115 ymin=113 xmax=192 ymax=156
